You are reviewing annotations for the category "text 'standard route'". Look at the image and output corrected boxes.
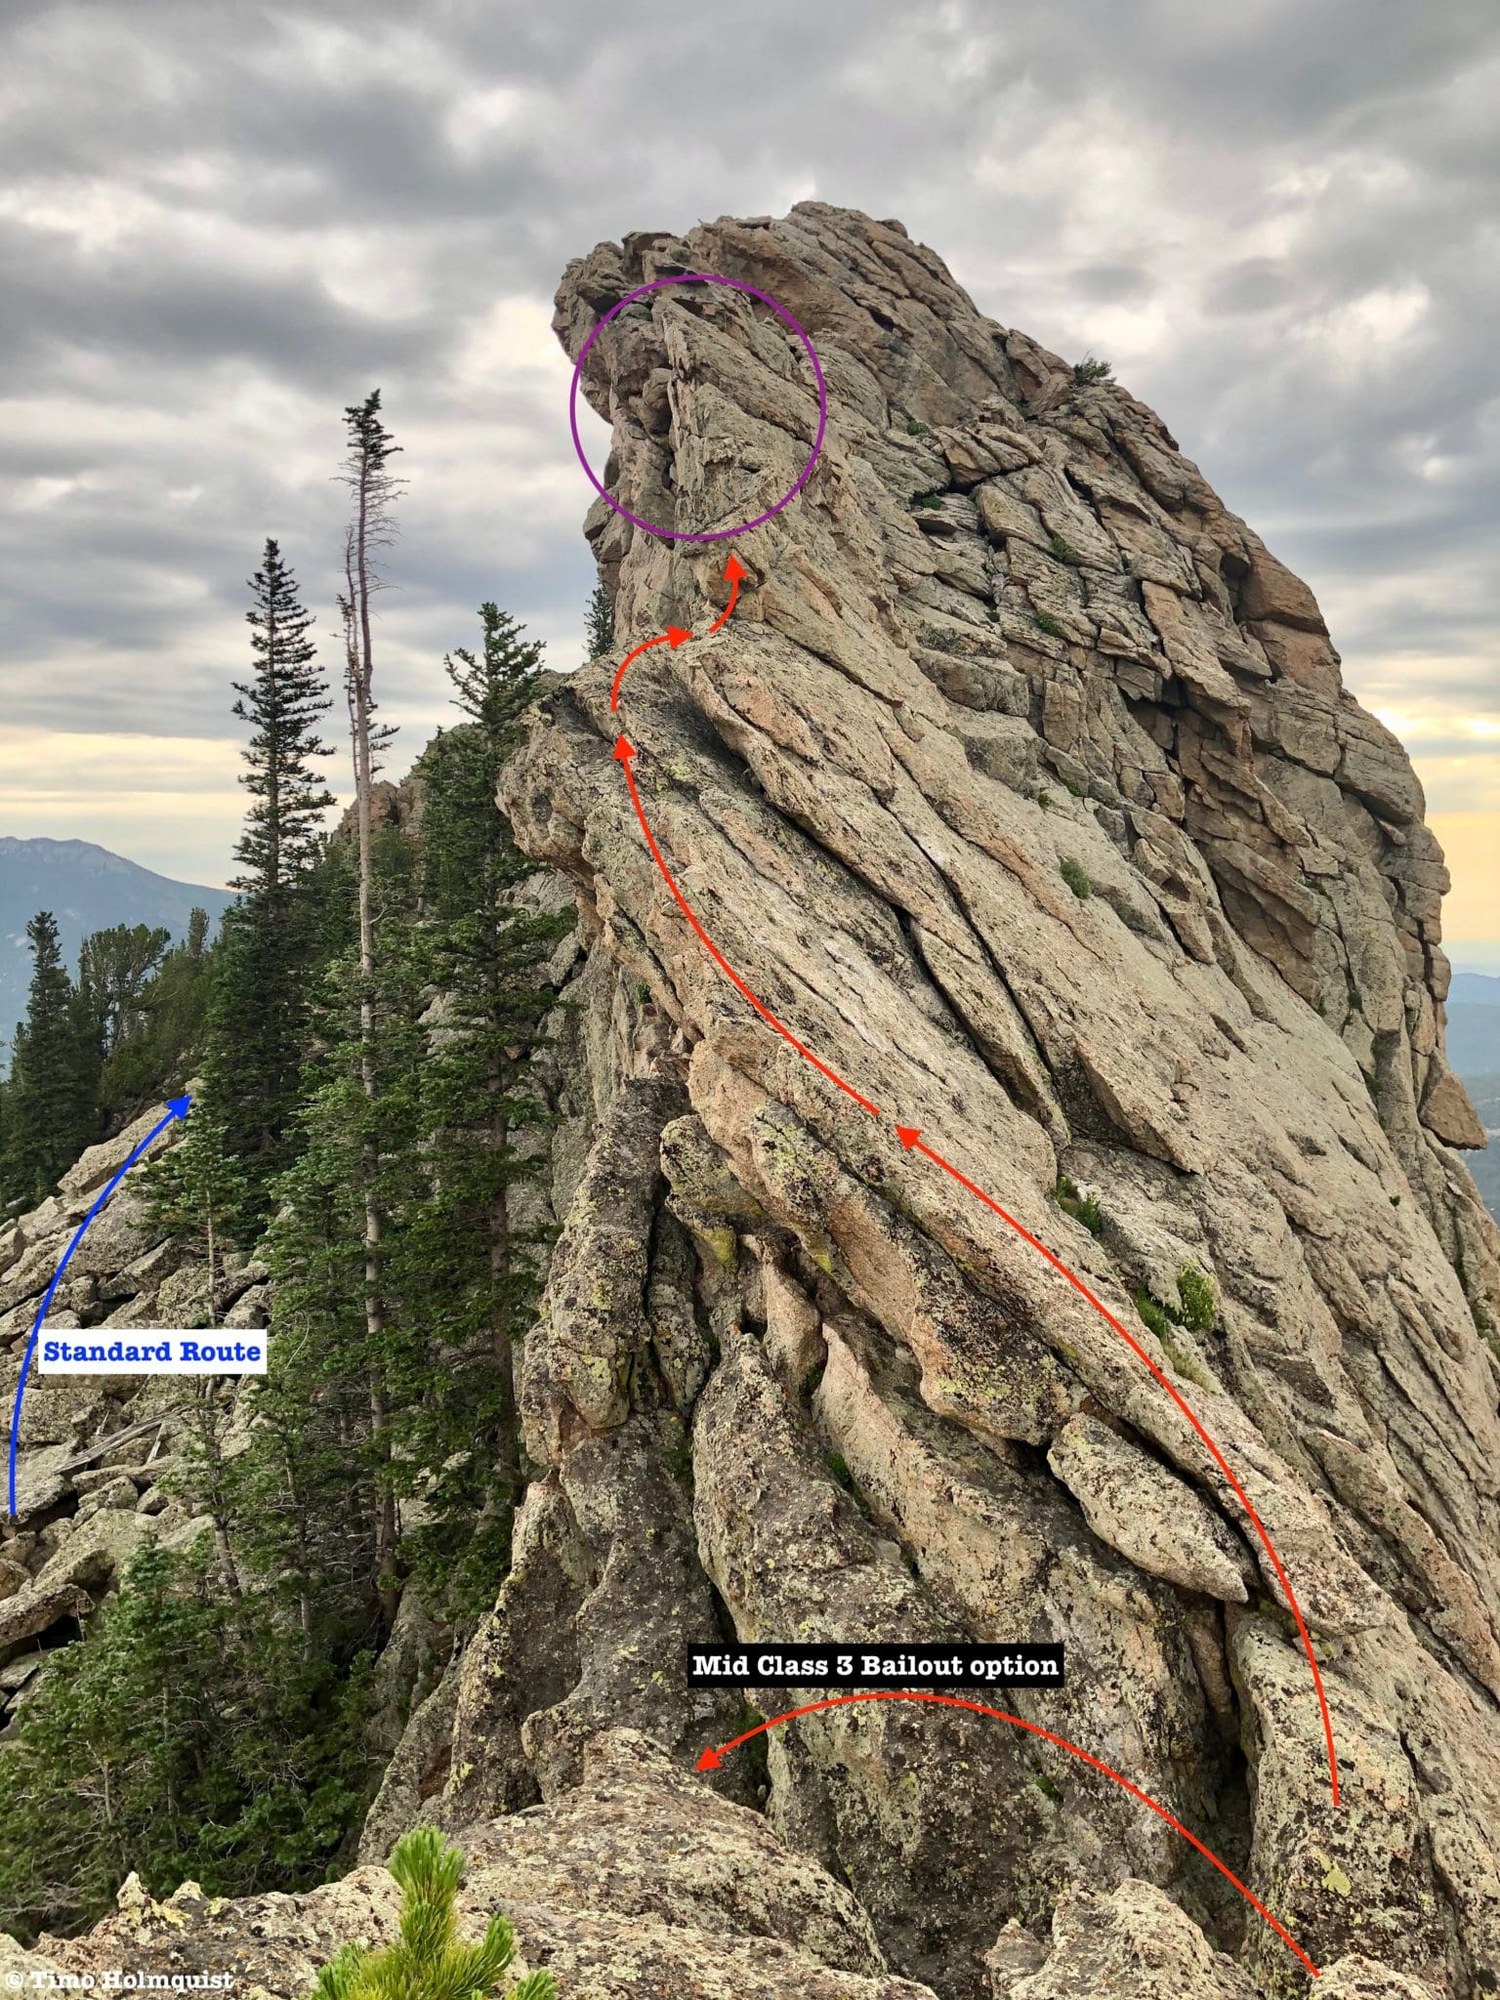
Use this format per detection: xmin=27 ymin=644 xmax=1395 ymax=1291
xmin=38 ymin=1333 xmax=267 ymax=1376
xmin=687 ymin=1645 xmax=1065 ymax=1688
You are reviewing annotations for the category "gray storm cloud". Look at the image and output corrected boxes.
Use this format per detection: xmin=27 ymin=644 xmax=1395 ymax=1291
xmin=0 ymin=0 xmax=1494 ymax=941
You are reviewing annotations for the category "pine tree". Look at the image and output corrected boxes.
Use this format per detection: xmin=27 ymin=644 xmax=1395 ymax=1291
xmin=78 ymin=924 xmax=171 ymax=1058
xmin=385 ymin=605 xmax=569 ymax=1602
xmin=145 ymin=1104 xmax=248 ymax=1326
xmin=0 ymin=1537 xmax=373 ymax=1945
xmin=208 ymin=541 xmax=337 ymax=1209
xmin=309 ymin=1828 xmax=555 ymax=2000
xmin=234 ymin=540 xmax=337 ymax=897
xmin=92 ymin=911 xmax=214 ymax=1131
xmin=585 ymin=579 xmax=613 ymax=658
xmin=0 ymin=913 xmax=96 ymax=1204
xmin=339 ymin=390 xmax=405 ymax=1626
xmin=249 ymin=818 xmax=424 ymax=1634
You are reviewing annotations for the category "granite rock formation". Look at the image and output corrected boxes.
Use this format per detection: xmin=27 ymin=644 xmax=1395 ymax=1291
xmin=0 ymin=1099 xmax=255 ymax=1721
xmin=11 ymin=202 xmax=1500 ymax=2000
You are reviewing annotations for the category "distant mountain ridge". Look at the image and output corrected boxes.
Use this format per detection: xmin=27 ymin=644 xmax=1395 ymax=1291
xmin=0 ymin=837 xmax=234 ymax=1054
xmin=1448 ymin=970 xmax=1500 ymax=1220
xmin=1447 ymin=970 xmax=1500 ymax=1076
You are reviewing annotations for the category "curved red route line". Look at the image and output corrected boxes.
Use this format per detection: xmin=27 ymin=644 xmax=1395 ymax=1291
xmin=607 ymin=581 xmax=1339 ymax=1812
xmin=901 ymin=1132 xmax=1340 ymax=1810
xmin=697 ymin=1690 xmax=1319 ymax=1978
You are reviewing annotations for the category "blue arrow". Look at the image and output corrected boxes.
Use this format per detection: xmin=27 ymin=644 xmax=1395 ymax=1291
xmin=6 ymin=1094 xmax=192 ymax=1520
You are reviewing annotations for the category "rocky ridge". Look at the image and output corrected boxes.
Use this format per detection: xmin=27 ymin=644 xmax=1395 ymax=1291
xmin=9 ymin=203 xmax=1500 ymax=2000
xmin=0 ymin=1100 xmax=262 ymax=1719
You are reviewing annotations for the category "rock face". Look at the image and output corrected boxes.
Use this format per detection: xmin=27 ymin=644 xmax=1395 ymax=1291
xmin=18 ymin=1733 xmax=941 ymax=2000
xmin=14 ymin=203 xmax=1500 ymax=2000
xmin=0 ymin=1098 xmax=253 ymax=1719
xmin=487 ymin=203 xmax=1500 ymax=2000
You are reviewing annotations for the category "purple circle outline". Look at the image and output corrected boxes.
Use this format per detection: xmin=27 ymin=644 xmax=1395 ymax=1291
xmin=567 ymin=273 xmax=828 ymax=544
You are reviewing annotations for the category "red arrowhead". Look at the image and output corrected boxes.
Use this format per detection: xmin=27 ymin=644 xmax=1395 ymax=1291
xmin=896 ymin=1126 xmax=922 ymax=1150
xmin=666 ymin=625 xmax=693 ymax=648
xmin=695 ymin=1747 xmax=723 ymax=1771
xmin=613 ymin=735 xmax=636 ymax=764
xmin=723 ymin=554 xmax=748 ymax=583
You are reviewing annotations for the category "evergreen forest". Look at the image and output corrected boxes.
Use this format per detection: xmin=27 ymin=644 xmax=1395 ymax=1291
xmin=0 ymin=394 xmax=576 ymax=1942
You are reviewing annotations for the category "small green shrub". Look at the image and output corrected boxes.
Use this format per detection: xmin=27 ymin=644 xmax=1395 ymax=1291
xmin=826 ymin=1450 xmax=872 ymax=1519
xmin=1049 ymin=533 xmax=1083 ymax=566
xmin=1038 ymin=790 xmax=1054 ymax=809
xmin=906 ymin=420 xmax=930 ymax=436
xmin=1033 ymin=1771 xmax=1062 ymax=1802
xmin=1060 ymin=857 xmax=1092 ymax=901
xmin=985 ymin=606 xmax=1000 ymax=623
xmin=1174 ymin=1265 xmax=1216 ymax=1333
xmin=1054 ymin=1175 xmax=1103 ymax=1237
xmin=914 ymin=493 xmax=943 ymax=511
xmin=1134 ymin=1287 xmax=1175 ymax=1342
xmin=1034 ymin=610 xmax=1064 ymax=637
xmin=1161 ymin=1335 xmax=1215 ymax=1392
xmin=310 ymin=1828 xmax=555 ymax=2000
xmin=1072 ymin=355 xmax=1114 ymax=385
xmin=801 ymin=1361 xmax=826 ymax=1405
xmin=1135 ymin=1287 xmax=1216 ymax=1387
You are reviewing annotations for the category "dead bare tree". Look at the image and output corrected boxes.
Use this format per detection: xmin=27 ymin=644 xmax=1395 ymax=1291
xmin=338 ymin=389 xmax=404 ymax=1628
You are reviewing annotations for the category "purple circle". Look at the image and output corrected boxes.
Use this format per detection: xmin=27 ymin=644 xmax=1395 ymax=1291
xmin=568 ymin=273 xmax=828 ymax=544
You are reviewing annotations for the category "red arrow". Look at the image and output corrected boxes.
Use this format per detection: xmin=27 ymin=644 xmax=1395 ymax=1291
xmin=604 ymin=567 xmax=1338 ymax=1809
xmin=615 ymin=735 xmax=880 ymax=1120
xmin=893 ymin=1128 xmax=1340 ymax=1808
xmin=706 ymin=553 xmax=749 ymax=635
xmin=610 ymin=625 xmax=695 ymax=713
xmin=695 ymin=1690 xmax=1319 ymax=1978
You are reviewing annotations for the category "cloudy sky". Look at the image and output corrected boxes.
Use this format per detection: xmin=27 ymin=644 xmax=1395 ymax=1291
xmin=2 ymin=0 xmax=1496 ymax=966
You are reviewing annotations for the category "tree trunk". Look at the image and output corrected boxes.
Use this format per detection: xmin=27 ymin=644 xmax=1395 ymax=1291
xmin=347 ymin=508 xmax=398 ymax=1634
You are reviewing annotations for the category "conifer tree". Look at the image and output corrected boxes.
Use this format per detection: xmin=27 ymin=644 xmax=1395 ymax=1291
xmin=385 ymin=605 xmax=569 ymax=1602
xmin=208 ymin=540 xmax=337 ymax=1209
xmin=91 ymin=911 xmax=214 ymax=1131
xmin=234 ymin=539 xmax=336 ymax=896
xmin=1 ymin=913 xmax=96 ymax=1204
xmin=78 ymin=924 xmax=171 ymax=1058
xmin=249 ymin=814 xmax=423 ymax=1633
xmin=0 ymin=1536 xmax=372 ymax=1944
xmin=145 ymin=1104 xmax=248 ymax=1326
xmin=309 ymin=1828 xmax=554 ymax=2000
xmin=339 ymin=390 xmax=404 ymax=1623
xmin=585 ymin=579 xmax=613 ymax=658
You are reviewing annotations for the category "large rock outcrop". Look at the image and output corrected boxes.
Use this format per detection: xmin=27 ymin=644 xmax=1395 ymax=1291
xmin=0 ymin=1100 xmax=257 ymax=1719
xmin=487 ymin=203 xmax=1500 ymax=1999
xmin=15 ymin=203 xmax=1500 ymax=2000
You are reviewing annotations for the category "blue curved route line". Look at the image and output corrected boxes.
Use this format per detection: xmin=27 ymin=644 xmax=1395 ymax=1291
xmin=6 ymin=1094 xmax=191 ymax=1520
